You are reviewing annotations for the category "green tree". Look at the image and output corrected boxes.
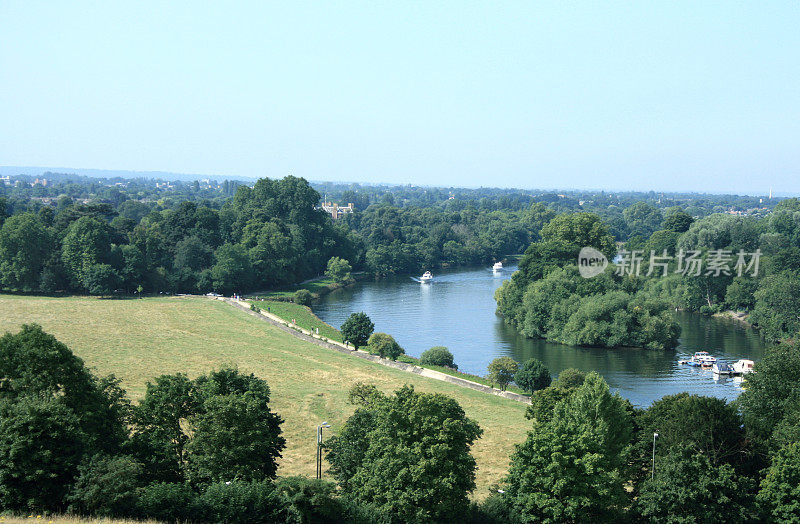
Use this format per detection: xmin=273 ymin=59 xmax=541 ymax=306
xmin=341 ymin=312 xmax=374 ymax=349
xmin=757 ymin=442 xmax=800 ymax=522
xmin=61 ymin=215 xmax=113 ymax=291
xmin=552 ymin=368 xmax=587 ymax=389
xmin=0 ymin=212 xmax=51 ymax=291
xmin=210 ymin=243 xmax=253 ymax=294
xmin=662 ymin=209 xmax=694 ymax=233
xmin=0 ymin=395 xmax=87 ymax=512
xmin=623 ymin=202 xmax=663 ymax=239
xmin=487 ymin=356 xmax=518 ymax=390
xmin=326 ymin=384 xmax=482 ymax=523
xmin=635 ymin=448 xmax=753 ymax=523
xmin=419 ymin=346 xmax=457 ymax=369
xmin=504 ymin=373 xmax=633 ymax=523
xmin=67 ymin=454 xmax=143 ymax=517
xmin=326 ymin=256 xmax=353 ymax=284
xmin=738 ymin=339 xmax=800 ymax=450
xmin=186 ymin=368 xmax=285 ymax=485
xmin=129 ymin=373 xmax=199 ymax=483
xmin=293 ymin=289 xmax=313 ymax=305
xmin=83 ymin=263 xmax=121 ymax=295
xmin=750 ymin=272 xmax=800 ymax=342
xmin=514 ymin=358 xmax=551 ymax=394
xmin=366 ymin=332 xmax=405 ymax=360
xmin=0 ymin=324 xmax=128 ymax=454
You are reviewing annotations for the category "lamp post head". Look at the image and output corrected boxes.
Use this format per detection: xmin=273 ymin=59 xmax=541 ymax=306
xmin=654 ymin=432 xmax=659 ymax=438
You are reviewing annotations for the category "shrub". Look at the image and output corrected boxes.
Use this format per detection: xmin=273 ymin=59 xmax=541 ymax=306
xmin=419 ymin=346 xmax=457 ymax=369
xmin=487 ymin=357 xmax=518 ymax=391
xmin=294 ymin=289 xmax=313 ymax=306
xmin=514 ymin=358 xmax=551 ymax=394
xmin=200 ymin=480 xmax=283 ymax=523
xmin=552 ymin=368 xmax=587 ymax=389
xmin=367 ymin=332 xmax=405 ymax=360
xmin=340 ymin=312 xmax=374 ymax=349
xmin=67 ymin=454 xmax=143 ymax=517
xmin=135 ymin=482 xmax=200 ymax=522
xmin=250 ymin=302 xmax=261 ymax=313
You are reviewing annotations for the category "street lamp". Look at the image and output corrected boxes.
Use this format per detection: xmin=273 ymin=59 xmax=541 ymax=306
xmin=316 ymin=422 xmax=331 ymax=480
xmin=652 ymin=432 xmax=659 ymax=479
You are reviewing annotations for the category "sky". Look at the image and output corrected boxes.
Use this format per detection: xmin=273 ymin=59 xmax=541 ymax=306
xmin=1 ymin=2 xmax=798 ymax=195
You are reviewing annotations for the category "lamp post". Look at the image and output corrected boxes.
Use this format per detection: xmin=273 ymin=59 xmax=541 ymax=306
xmin=316 ymin=422 xmax=331 ymax=480
xmin=652 ymin=432 xmax=659 ymax=480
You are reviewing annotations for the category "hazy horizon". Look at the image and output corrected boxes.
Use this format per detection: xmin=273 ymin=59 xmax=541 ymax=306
xmin=2 ymin=2 xmax=798 ymax=194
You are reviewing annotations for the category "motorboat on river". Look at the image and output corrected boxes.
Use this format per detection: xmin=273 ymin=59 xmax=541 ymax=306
xmin=712 ymin=361 xmax=734 ymax=376
xmin=492 ymin=262 xmax=503 ymax=271
xmin=419 ymin=271 xmax=433 ymax=282
xmin=679 ymin=351 xmax=717 ymax=367
xmin=733 ymin=359 xmax=755 ymax=375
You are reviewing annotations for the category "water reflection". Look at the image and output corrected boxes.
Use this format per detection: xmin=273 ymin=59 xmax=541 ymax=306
xmin=312 ymin=265 xmax=765 ymax=406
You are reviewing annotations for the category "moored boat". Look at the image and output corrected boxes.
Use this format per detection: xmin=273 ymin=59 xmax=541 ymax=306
xmin=733 ymin=359 xmax=755 ymax=375
xmin=713 ymin=361 xmax=734 ymax=375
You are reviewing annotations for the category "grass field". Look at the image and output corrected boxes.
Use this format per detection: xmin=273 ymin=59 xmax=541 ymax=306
xmin=252 ymin=276 xmax=342 ymax=300
xmin=0 ymin=294 xmax=528 ymax=496
xmin=251 ymin=299 xmax=343 ymax=342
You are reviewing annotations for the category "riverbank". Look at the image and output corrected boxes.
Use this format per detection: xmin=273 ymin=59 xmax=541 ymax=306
xmin=712 ymin=309 xmax=753 ymax=327
xmin=250 ymin=273 xmax=371 ymax=302
xmin=226 ymin=297 xmax=531 ymax=403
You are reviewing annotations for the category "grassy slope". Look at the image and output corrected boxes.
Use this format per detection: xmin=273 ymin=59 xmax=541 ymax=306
xmin=0 ymin=295 xmax=527 ymax=496
xmin=253 ymin=299 xmax=343 ymax=342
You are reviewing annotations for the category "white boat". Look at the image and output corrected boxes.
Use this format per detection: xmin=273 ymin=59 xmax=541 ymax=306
xmin=733 ymin=359 xmax=755 ymax=375
xmin=419 ymin=271 xmax=433 ymax=282
xmin=684 ymin=351 xmax=717 ymax=367
xmin=492 ymin=262 xmax=503 ymax=271
xmin=712 ymin=362 xmax=734 ymax=375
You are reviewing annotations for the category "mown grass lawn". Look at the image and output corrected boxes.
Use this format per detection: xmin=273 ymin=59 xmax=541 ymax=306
xmin=252 ymin=299 xmax=343 ymax=342
xmin=0 ymin=294 xmax=528 ymax=497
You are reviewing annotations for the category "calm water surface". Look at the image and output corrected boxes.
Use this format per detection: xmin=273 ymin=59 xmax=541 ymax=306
xmin=312 ymin=265 xmax=765 ymax=406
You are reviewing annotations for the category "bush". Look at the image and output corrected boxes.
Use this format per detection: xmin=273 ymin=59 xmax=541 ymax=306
xmin=419 ymin=346 xmax=457 ymax=369
xmin=135 ymin=482 xmax=200 ymax=522
xmin=367 ymin=332 xmax=405 ymax=360
xmin=487 ymin=357 xmax=518 ymax=391
xmin=341 ymin=312 xmax=374 ymax=349
xmin=67 ymin=454 xmax=143 ymax=517
xmin=200 ymin=480 xmax=283 ymax=523
xmin=514 ymin=358 xmax=551 ymax=394
xmin=274 ymin=476 xmax=354 ymax=523
xmin=552 ymin=368 xmax=587 ymax=389
xmin=250 ymin=302 xmax=261 ymax=313
xmin=293 ymin=289 xmax=313 ymax=306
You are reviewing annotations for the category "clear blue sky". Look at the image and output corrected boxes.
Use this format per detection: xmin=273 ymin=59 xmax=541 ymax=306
xmin=1 ymin=2 xmax=798 ymax=194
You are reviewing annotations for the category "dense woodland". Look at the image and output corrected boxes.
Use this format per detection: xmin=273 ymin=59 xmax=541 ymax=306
xmin=1 ymin=173 xmax=798 ymax=342
xmin=1 ymin=324 xmax=799 ymax=522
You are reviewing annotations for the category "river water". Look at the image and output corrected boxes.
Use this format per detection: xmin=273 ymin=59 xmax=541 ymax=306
xmin=311 ymin=265 xmax=766 ymax=406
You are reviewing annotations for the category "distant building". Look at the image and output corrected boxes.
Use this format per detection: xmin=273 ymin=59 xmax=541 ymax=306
xmin=319 ymin=202 xmax=355 ymax=220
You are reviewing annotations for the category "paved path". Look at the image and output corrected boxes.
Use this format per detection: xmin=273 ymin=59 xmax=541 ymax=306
xmin=216 ymin=297 xmax=531 ymax=405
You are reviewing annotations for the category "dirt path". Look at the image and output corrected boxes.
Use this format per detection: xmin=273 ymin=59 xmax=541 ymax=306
xmin=217 ymin=297 xmax=531 ymax=404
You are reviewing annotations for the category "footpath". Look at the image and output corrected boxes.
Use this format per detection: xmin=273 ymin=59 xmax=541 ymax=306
xmin=216 ymin=297 xmax=531 ymax=405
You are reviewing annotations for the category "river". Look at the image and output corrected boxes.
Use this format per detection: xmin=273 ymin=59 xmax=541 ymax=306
xmin=311 ymin=265 xmax=766 ymax=406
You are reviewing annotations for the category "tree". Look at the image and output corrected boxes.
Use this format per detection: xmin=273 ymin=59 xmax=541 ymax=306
xmin=293 ymin=289 xmax=313 ymax=305
xmin=419 ymin=346 xmax=457 ymax=369
xmin=0 ymin=212 xmax=51 ymax=291
xmin=757 ymin=442 xmax=800 ymax=522
xmin=67 ymin=454 xmax=143 ymax=517
xmin=487 ymin=357 xmax=518 ymax=390
xmin=749 ymin=272 xmax=800 ymax=342
xmin=210 ymin=243 xmax=252 ymax=294
xmin=326 ymin=384 xmax=482 ymax=522
xmin=0 ymin=324 xmax=128 ymax=454
xmin=366 ymin=332 xmax=405 ymax=360
xmin=0 ymin=396 xmax=87 ymax=512
xmin=504 ymin=373 xmax=634 ymax=523
xmin=341 ymin=312 xmax=374 ymax=349
xmin=552 ymin=368 xmax=587 ymax=389
xmin=186 ymin=368 xmax=285 ymax=485
xmin=738 ymin=339 xmax=800 ymax=450
xmin=662 ymin=209 xmax=694 ymax=233
xmin=634 ymin=448 xmax=753 ymax=523
xmin=514 ymin=358 xmax=551 ymax=394
xmin=83 ymin=263 xmax=121 ymax=295
xmin=325 ymin=256 xmax=353 ymax=284
xmin=61 ymin=215 xmax=113 ymax=291
xmin=129 ymin=373 xmax=199 ymax=483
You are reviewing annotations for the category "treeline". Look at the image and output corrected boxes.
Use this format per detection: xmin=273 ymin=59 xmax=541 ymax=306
xmin=2 ymin=324 xmax=799 ymax=522
xmin=0 ymin=176 xmax=357 ymax=295
xmin=497 ymin=199 xmax=800 ymax=345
